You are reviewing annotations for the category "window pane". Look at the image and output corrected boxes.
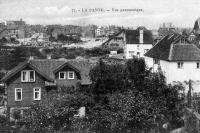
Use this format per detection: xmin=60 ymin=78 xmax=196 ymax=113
xmin=68 ymin=72 xmax=74 ymax=79
xmin=22 ymin=71 xmax=27 ymax=81
xmin=29 ymin=71 xmax=35 ymax=81
xmin=35 ymin=88 xmax=40 ymax=91
xmin=59 ymin=72 xmax=65 ymax=79
xmin=35 ymin=92 xmax=38 ymax=99
xmin=17 ymin=92 xmax=21 ymax=100
xmin=15 ymin=89 xmax=22 ymax=101
xmin=34 ymin=88 xmax=41 ymax=100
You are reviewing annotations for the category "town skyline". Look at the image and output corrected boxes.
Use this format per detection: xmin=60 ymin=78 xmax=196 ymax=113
xmin=0 ymin=0 xmax=200 ymax=29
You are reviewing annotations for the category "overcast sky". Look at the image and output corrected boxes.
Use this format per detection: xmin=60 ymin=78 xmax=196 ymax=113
xmin=0 ymin=0 xmax=200 ymax=29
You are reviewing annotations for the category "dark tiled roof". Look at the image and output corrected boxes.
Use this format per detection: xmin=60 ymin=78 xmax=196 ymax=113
xmin=144 ymin=33 xmax=200 ymax=61
xmin=30 ymin=59 xmax=93 ymax=85
xmin=170 ymin=44 xmax=200 ymax=61
xmin=1 ymin=61 xmax=54 ymax=82
xmin=1 ymin=59 xmax=94 ymax=85
xmin=125 ymin=28 xmax=153 ymax=44
xmin=30 ymin=60 xmax=65 ymax=79
xmin=102 ymin=27 xmax=153 ymax=46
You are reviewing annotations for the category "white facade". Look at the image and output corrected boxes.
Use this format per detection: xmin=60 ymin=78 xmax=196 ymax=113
xmin=125 ymin=29 xmax=153 ymax=59
xmin=145 ymin=56 xmax=200 ymax=93
xmin=126 ymin=44 xmax=152 ymax=59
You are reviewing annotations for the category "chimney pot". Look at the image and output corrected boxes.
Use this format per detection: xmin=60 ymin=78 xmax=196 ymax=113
xmin=47 ymin=54 xmax=51 ymax=59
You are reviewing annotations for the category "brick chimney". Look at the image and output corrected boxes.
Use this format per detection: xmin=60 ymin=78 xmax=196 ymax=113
xmin=139 ymin=29 xmax=143 ymax=44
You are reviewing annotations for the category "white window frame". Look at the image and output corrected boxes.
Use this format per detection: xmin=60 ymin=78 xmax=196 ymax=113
xmin=21 ymin=70 xmax=35 ymax=82
xmin=33 ymin=87 xmax=41 ymax=100
xmin=59 ymin=72 xmax=66 ymax=80
xmin=177 ymin=62 xmax=184 ymax=69
xmin=15 ymin=88 xmax=22 ymax=101
xmin=68 ymin=71 xmax=75 ymax=79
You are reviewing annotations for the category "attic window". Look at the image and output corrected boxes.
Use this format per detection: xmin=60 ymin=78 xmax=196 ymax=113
xmin=21 ymin=70 xmax=35 ymax=82
xmin=68 ymin=71 xmax=75 ymax=79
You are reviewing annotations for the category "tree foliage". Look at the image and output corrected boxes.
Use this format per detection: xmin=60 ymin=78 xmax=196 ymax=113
xmin=87 ymin=58 xmax=184 ymax=132
xmin=18 ymin=58 xmax=184 ymax=132
xmin=21 ymin=86 xmax=92 ymax=132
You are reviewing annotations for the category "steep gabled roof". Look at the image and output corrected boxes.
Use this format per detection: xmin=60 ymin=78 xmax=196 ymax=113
xmin=125 ymin=28 xmax=153 ymax=44
xmin=102 ymin=30 xmax=124 ymax=46
xmin=144 ymin=33 xmax=200 ymax=61
xmin=1 ymin=61 xmax=54 ymax=82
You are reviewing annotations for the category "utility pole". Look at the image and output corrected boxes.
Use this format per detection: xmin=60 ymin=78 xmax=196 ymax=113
xmin=187 ymin=80 xmax=192 ymax=108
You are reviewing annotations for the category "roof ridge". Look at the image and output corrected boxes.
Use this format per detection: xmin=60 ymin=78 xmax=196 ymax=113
xmin=192 ymin=44 xmax=200 ymax=52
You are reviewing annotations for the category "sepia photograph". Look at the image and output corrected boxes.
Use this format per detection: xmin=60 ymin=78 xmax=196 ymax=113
xmin=0 ymin=0 xmax=200 ymax=132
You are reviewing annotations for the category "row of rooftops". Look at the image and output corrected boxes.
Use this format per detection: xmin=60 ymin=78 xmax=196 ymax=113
xmin=2 ymin=32 xmax=200 ymax=86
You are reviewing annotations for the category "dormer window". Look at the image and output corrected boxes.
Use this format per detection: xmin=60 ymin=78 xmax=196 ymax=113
xmin=21 ymin=70 xmax=35 ymax=82
xmin=177 ymin=62 xmax=183 ymax=69
xmin=59 ymin=72 xmax=66 ymax=79
xmin=68 ymin=71 xmax=75 ymax=79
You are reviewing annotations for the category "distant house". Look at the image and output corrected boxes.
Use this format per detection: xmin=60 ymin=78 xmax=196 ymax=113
xmin=4 ymin=19 xmax=26 ymax=39
xmin=102 ymin=27 xmax=153 ymax=58
xmin=0 ymin=58 xmax=93 ymax=108
xmin=31 ymin=33 xmax=49 ymax=42
xmin=188 ymin=31 xmax=196 ymax=42
xmin=37 ymin=33 xmax=49 ymax=43
xmin=102 ymin=30 xmax=125 ymax=51
xmin=158 ymin=22 xmax=176 ymax=38
xmin=125 ymin=27 xmax=153 ymax=59
xmin=95 ymin=26 xmax=106 ymax=37
xmin=188 ymin=17 xmax=200 ymax=45
xmin=144 ymin=33 xmax=200 ymax=87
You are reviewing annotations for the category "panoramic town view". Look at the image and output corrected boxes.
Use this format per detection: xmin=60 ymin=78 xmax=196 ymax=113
xmin=1 ymin=0 xmax=200 ymax=132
